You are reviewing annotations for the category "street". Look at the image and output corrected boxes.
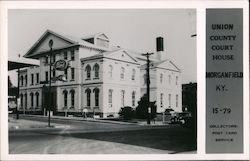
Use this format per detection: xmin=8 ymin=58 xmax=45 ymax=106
xmin=9 ymin=115 xmax=196 ymax=154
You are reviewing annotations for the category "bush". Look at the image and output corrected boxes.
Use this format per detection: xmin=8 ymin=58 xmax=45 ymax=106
xmin=119 ymin=106 xmax=135 ymax=120
xmin=135 ymin=94 xmax=157 ymax=119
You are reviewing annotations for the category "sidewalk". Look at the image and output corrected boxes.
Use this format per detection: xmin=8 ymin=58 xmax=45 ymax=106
xmin=14 ymin=114 xmax=169 ymax=126
xmin=8 ymin=116 xmax=69 ymax=130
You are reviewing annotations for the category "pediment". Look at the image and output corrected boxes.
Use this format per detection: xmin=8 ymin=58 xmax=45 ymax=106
xmin=156 ymin=60 xmax=180 ymax=72
xmin=24 ymin=30 xmax=76 ymax=58
xmin=96 ymin=33 xmax=109 ymax=41
xmin=106 ymin=50 xmax=138 ymax=63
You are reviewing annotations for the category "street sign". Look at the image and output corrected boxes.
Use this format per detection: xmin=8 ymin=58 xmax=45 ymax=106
xmin=54 ymin=59 xmax=68 ymax=71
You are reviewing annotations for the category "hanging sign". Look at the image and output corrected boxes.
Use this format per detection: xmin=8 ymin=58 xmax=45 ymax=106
xmin=54 ymin=59 xmax=68 ymax=71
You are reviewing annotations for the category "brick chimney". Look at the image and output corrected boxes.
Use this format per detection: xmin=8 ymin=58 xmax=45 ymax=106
xmin=156 ymin=37 xmax=164 ymax=60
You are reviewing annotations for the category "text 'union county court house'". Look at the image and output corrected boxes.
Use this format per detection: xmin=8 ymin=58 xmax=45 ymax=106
xmin=18 ymin=30 xmax=182 ymax=118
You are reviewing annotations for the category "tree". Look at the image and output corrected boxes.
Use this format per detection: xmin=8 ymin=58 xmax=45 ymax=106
xmin=119 ymin=106 xmax=135 ymax=120
xmin=135 ymin=94 xmax=157 ymax=119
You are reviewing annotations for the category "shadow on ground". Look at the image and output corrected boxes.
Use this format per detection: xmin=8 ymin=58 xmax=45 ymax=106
xmin=58 ymin=125 xmax=197 ymax=153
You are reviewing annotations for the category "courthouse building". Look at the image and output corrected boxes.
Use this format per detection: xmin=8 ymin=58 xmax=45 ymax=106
xmin=18 ymin=30 xmax=182 ymax=117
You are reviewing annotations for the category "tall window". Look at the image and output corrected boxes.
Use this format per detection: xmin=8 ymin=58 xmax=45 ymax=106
xmin=143 ymin=74 xmax=147 ymax=85
xmin=176 ymin=76 xmax=178 ymax=85
xmin=71 ymin=50 xmax=75 ymax=61
xmin=176 ymin=94 xmax=178 ymax=107
xmin=64 ymin=51 xmax=68 ymax=60
xmin=53 ymin=69 xmax=56 ymax=78
xmin=64 ymin=68 xmax=68 ymax=80
xmin=31 ymin=74 xmax=34 ymax=85
xmin=24 ymin=93 xmax=27 ymax=108
xmin=93 ymin=64 xmax=99 ymax=78
xmin=85 ymin=65 xmax=91 ymax=79
xmin=168 ymin=75 xmax=171 ymax=85
xmin=160 ymin=93 xmax=163 ymax=107
xmin=20 ymin=94 xmax=23 ymax=107
xmin=108 ymin=89 xmax=113 ymax=107
xmin=70 ymin=90 xmax=75 ymax=108
xmin=30 ymin=92 xmax=34 ymax=107
xmin=160 ymin=73 xmax=163 ymax=83
xmin=45 ymin=71 xmax=48 ymax=82
xmin=132 ymin=91 xmax=136 ymax=106
xmin=120 ymin=67 xmax=125 ymax=79
xmin=94 ymin=88 xmax=99 ymax=107
xmin=35 ymin=92 xmax=39 ymax=107
xmin=45 ymin=56 xmax=49 ymax=64
xmin=25 ymin=75 xmax=27 ymax=86
xmin=85 ymin=88 xmax=91 ymax=107
xmin=52 ymin=54 xmax=56 ymax=63
xmin=132 ymin=69 xmax=136 ymax=80
xmin=63 ymin=90 xmax=68 ymax=107
xmin=108 ymin=65 xmax=113 ymax=78
xmin=121 ymin=90 xmax=125 ymax=107
xmin=21 ymin=76 xmax=24 ymax=86
xmin=71 ymin=68 xmax=75 ymax=80
xmin=36 ymin=73 xmax=39 ymax=84
xmin=168 ymin=94 xmax=171 ymax=108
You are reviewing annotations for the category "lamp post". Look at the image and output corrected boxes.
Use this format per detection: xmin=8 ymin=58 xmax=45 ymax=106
xmin=142 ymin=52 xmax=154 ymax=125
xmin=48 ymin=39 xmax=53 ymax=127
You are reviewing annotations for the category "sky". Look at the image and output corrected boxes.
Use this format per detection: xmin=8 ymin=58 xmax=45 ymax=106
xmin=8 ymin=9 xmax=196 ymax=86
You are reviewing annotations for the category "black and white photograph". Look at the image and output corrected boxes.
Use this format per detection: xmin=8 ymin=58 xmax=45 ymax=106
xmin=7 ymin=9 xmax=197 ymax=154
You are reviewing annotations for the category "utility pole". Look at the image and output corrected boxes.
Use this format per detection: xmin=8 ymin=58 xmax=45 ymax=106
xmin=16 ymin=68 xmax=20 ymax=119
xmin=48 ymin=39 xmax=53 ymax=127
xmin=142 ymin=52 xmax=154 ymax=125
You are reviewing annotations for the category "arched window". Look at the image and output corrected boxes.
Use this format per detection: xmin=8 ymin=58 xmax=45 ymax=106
xmin=70 ymin=89 xmax=75 ymax=108
xmin=35 ymin=92 xmax=39 ymax=107
xmin=120 ymin=67 xmax=125 ymax=79
xmin=108 ymin=89 xmax=113 ymax=108
xmin=132 ymin=91 xmax=136 ymax=106
xmin=85 ymin=65 xmax=91 ymax=79
xmin=63 ymin=90 xmax=68 ymax=107
xmin=20 ymin=76 xmax=23 ymax=86
xmin=132 ymin=69 xmax=136 ymax=80
xmin=108 ymin=65 xmax=113 ymax=78
xmin=85 ymin=88 xmax=91 ymax=107
xmin=93 ymin=64 xmax=100 ymax=78
xmin=93 ymin=88 xmax=100 ymax=107
xmin=20 ymin=94 xmax=23 ymax=107
xmin=160 ymin=73 xmax=163 ymax=83
xmin=30 ymin=92 xmax=34 ymax=107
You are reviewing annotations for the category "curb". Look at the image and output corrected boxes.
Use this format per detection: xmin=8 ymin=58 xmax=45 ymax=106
xmin=22 ymin=115 xmax=138 ymax=125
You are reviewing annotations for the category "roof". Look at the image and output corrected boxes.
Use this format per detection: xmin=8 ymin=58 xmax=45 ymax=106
xmin=140 ymin=59 xmax=181 ymax=72
xmin=24 ymin=30 xmax=111 ymax=58
xmin=81 ymin=48 xmax=138 ymax=63
xmin=8 ymin=56 xmax=40 ymax=71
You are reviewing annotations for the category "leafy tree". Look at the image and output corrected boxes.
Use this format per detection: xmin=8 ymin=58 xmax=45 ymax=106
xmin=135 ymin=94 xmax=157 ymax=119
xmin=119 ymin=106 xmax=135 ymax=120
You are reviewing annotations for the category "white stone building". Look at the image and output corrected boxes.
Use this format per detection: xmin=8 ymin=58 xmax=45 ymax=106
xmin=18 ymin=30 xmax=182 ymax=117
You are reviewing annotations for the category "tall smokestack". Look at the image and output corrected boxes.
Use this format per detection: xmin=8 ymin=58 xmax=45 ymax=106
xmin=156 ymin=37 xmax=164 ymax=60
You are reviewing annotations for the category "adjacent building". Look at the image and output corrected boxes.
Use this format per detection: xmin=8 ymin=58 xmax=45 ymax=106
xmin=18 ymin=30 xmax=182 ymax=117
